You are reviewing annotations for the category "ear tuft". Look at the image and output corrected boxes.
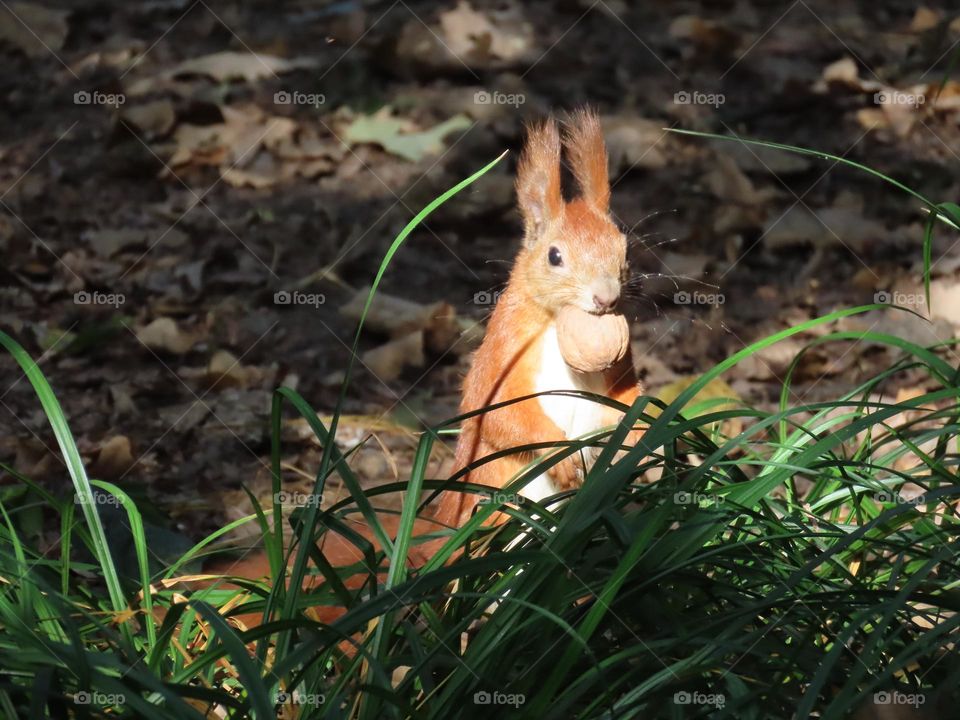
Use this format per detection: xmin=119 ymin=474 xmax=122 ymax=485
xmin=564 ymin=107 xmax=610 ymax=212
xmin=516 ymin=118 xmax=563 ymax=245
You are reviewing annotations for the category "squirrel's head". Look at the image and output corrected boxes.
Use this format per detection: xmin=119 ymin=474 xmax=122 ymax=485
xmin=514 ymin=108 xmax=627 ymax=316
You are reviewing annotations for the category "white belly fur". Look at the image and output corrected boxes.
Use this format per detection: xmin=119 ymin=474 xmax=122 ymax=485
xmin=522 ymin=323 xmax=607 ymax=503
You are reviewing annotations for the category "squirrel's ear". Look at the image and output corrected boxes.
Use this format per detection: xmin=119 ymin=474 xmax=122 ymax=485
xmin=516 ymin=118 xmax=563 ymax=246
xmin=565 ymin=107 xmax=610 ymax=212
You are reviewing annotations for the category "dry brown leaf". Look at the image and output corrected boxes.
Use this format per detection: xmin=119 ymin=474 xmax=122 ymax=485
xmin=91 ymin=435 xmax=135 ymax=480
xmin=438 ymin=1 xmax=532 ymax=64
xmin=0 ymin=2 xmax=68 ymax=58
xmin=659 ymin=252 xmax=713 ymax=281
xmin=71 ymin=39 xmax=143 ymax=75
xmin=120 ymin=99 xmax=177 ymax=139
xmin=84 ymin=227 xmax=187 ymax=257
xmin=910 ymin=7 xmax=941 ymax=32
xmin=825 ymin=56 xmax=859 ymax=84
xmin=339 ymin=286 xmax=452 ymax=338
xmin=362 ymin=331 xmax=425 ymax=382
xmin=167 ymin=106 xmax=302 ymax=186
xmin=422 ymin=302 xmax=460 ymax=355
xmin=220 ymin=151 xmax=289 ymax=189
xmin=764 ymin=204 xmax=888 ymax=252
xmin=706 ymin=152 xmax=775 ymax=234
xmin=170 ymin=51 xmax=317 ymax=82
xmin=207 ymin=349 xmax=253 ymax=388
xmin=928 ymin=280 xmax=960 ymax=326
xmin=602 ymin=116 xmax=671 ymax=172
xmin=393 ymin=1 xmax=532 ymax=73
xmin=136 ymin=317 xmax=195 ymax=354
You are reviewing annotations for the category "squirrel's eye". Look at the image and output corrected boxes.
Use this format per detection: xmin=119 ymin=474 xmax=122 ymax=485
xmin=548 ymin=246 xmax=563 ymax=267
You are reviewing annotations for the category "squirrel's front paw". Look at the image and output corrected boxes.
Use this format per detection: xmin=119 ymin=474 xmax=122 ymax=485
xmin=625 ymin=424 xmax=648 ymax=447
xmin=547 ymin=451 xmax=585 ymax=491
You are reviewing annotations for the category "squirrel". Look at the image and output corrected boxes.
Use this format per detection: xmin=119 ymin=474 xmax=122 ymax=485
xmin=191 ymin=109 xmax=642 ymax=637
xmin=435 ymin=108 xmax=643 ymax=529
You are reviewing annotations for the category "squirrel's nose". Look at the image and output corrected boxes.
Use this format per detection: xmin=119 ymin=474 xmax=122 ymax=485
xmin=593 ymin=290 xmax=619 ymax=313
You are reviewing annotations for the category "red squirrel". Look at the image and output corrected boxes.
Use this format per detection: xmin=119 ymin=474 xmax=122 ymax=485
xmin=435 ymin=108 xmax=643 ymax=529
xmin=195 ymin=109 xmax=641 ymax=633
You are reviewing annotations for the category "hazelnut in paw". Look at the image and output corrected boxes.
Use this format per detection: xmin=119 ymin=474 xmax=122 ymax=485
xmin=556 ymin=306 xmax=629 ymax=373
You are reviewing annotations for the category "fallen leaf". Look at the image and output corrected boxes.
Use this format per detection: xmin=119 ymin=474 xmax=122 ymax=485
xmin=71 ymin=38 xmax=144 ymax=75
xmin=0 ymin=2 xmax=69 ymax=58
xmin=342 ymin=110 xmax=471 ymax=162
xmin=220 ymin=151 xmax=289 ymax=189
xmin=362 ymin=331 xmax=425 ymax=382
xmin=109 ymin=385 xmax=138 ymax=420
xmin=659 ymin=251 xmax=713 ymax=281
xmin=910 ymin=7 xmax=941 ymax=32
xmin=170 ymin=51 xmax=317 ymax=82
xmin=763 ymin=204 xmax=888 ymax=252
xmin=206 ymin=349 xmax=254 ymax=388
xmin=166 ymin=106 xmax=302 ymax=185
xmin=136 ymin=317 xmax=195 ymax=354
xmin=120 ymin=99 xmax=177 ymax=139
xmin=929 ymin=280 xmax=960 ymax=326
xmin=339 ymin=286 xmax=452 ymax=337
xmin=704 ymin=154 xmax=778 ymax=234
xmin=439 ymin=1 xmax=532 ymax=64
xmin=602 ymin=115 xmax=672 ymax=172
xmin=84 ymin=227 xmax=187 ymax=257
xmin=91 ymin=435 xmax=135 ymax=479
xmin=821 ymin=56 xmax=860 ymax=85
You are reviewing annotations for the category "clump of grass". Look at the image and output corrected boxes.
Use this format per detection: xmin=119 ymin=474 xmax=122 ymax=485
xmin=1 ymin=142 xmax=959 ymax=719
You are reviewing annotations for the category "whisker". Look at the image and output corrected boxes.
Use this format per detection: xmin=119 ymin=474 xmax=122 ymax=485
xmin=625 ymin=208 xmax=678 ymax=235
xmin=636 ymin=236 xmax=681 ymax=252
xmin=618 ymin=292 xmax=663 ymax=318
xmin=626 ymin=273 xmax=720 ymax=292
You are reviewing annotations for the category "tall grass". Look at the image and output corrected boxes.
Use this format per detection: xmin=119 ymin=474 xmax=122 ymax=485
xmin=0 ymin=140 xmax=959 ymax=719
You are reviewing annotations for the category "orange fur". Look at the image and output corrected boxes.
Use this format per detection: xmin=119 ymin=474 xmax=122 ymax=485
xmin=436 ymin=108 xmax=643 ymax=528
xmin=565 ymin=108 xmax=611 ymax=211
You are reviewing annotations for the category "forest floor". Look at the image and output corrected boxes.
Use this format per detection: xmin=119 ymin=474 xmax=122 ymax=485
xmin=2 ymin=0 xmax=959 ymax=560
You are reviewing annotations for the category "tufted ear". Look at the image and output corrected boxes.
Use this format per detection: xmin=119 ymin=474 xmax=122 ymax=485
xmin=516 ymin=117 xmax=563 ymax=247
xmin=564 ymin=107 xmax=610 ymax=212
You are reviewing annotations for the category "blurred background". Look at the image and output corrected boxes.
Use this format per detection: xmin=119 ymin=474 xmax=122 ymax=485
xmin=1 ymin=0 xmax=958 ymax=548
